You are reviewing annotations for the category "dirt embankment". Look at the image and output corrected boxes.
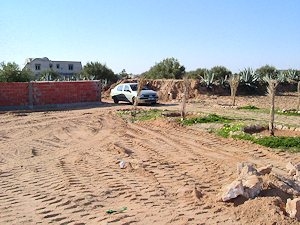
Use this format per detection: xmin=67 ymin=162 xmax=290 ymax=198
xmin=103 ymin=79 xmax=205 ymax=101
xmin=103 ymin=79 xmax=299 ymax=102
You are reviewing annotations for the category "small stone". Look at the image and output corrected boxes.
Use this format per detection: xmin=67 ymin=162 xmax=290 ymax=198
xmin=286 ymin=162 xmax=297 ymax=176
xmin=276 ymin=124 xmax=283 ymax=130
xmin=220 ymin=180 xmax=244 ymax=201
xmin=257 ymin=164 xmax=273 ymax=175
xmin=295 ymin=128 xmax=300 ymax=132
xmin=286 ymin=198 xmax=300 ymax=221
xmin=119 ymin=160 xmax=126 ymax=169
xmin=242 ymin=175 xmax=263 ymax=199
xmin=177 ymin=185 xmax=202 ymax=200
xmin=282 ymin=126 xmax=289 ymax=130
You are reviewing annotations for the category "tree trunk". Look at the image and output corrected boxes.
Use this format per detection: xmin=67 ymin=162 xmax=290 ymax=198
xmin=297 ymin=81 xmax=300 ymax=111
xmin=232 ymin=91 xmax=236 ymax=106
xmin=269 ymin=91 xmax=275 ymax=136
xmin=229 ymin=75 xmax=239 ymax=106
xmin=268 ymin=80 xmax=277 ymax=136
xmin=132 ymin=78 xmax=146 ymax=119
xmin=181 ymin=77 xmax=189 ymax=119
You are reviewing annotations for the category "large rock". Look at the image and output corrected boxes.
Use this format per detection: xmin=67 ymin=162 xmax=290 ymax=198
xmin=257 ymin=164 xmax=273 ymax=175
xmin=242 ymin=175 xmax=263 ymax=199
xmin=286 ymin=198 xmax=300 ymax=221
xmin=220 ymin=180 xmax=244 ymax=201
xmin=237 ymin=162 xmax=258 ymax=178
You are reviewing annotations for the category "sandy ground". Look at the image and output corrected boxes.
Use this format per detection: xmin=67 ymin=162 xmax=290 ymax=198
xmin=0 ymin=95 xmax=300 ymax=225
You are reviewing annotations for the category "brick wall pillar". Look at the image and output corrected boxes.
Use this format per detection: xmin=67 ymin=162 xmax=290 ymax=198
xmin=28 ymin=82 xmax=33 ymax=109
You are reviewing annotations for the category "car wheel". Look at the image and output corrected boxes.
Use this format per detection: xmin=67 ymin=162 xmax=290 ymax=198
xmin=113 ymin=97 xmax=119 ymax=104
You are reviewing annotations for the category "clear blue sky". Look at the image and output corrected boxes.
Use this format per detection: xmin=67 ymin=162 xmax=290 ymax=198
xmin=1 ymin=0 xmax=299 ymax=74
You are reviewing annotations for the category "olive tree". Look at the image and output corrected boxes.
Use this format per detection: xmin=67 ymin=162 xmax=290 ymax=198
xmin=143 ymin=58 xmax=185 ymax=79
xmin=0 ymin=62 xmax=33 ymax=82
xmin=82 ymin=62 xmax=118 ymax=83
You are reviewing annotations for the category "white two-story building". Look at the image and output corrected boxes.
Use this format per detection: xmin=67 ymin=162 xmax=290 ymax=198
xmin=24 ymin=57 xmax=82 ymax=79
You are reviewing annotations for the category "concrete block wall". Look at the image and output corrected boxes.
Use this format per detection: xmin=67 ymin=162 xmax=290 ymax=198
xmin=0 ymin=81 xmax=101 ymax=108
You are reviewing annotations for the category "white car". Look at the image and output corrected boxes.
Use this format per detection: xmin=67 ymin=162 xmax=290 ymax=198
xmin=110 ymin=83 xmax=158 ymax=105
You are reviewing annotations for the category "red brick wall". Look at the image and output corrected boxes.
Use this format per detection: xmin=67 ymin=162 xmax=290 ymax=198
xmin=0 ymin=82 xmax=29 ymax=106
xmin=0 ymin=81 xmax=101 ymax=107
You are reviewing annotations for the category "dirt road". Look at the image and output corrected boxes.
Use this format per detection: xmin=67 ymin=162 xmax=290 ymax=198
xmin=0 ymin=101 xmax=299 ymax=224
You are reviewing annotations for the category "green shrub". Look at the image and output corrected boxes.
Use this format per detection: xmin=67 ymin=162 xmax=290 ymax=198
xmin=182 ymin=114 xmax=231 ymax=126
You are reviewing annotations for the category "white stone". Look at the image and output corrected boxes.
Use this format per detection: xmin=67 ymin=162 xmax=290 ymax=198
xmin=119 ymin=160 xmax=126 ymax=169
xmin=286 ymin=198 xmax=300 ymax=221
xmin=242 ymin=175 xmax=263 ymax=199
xmin=220 ymin=180 xmax=244 ymax=201
xmin=257 ymin=164 xmax=273 ymax=175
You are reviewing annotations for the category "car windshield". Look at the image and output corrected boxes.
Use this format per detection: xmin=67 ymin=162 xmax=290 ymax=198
xmin=130 ymin=84 xmax=149 ymax=91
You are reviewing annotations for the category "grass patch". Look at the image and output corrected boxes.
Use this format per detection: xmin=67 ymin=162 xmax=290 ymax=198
xmin=117 ymin=109 xmax=162 ymax=122
xmin=182 ymin=114 xmax=232 ymax=126
xmin=217 ymin=123 xmax=240 ymax=138
xmin=276 ymin=110 xmax=300 ymax=117
xmin=253 ymin=136 xmax=300 ymax=152
xmin=216 ymin=123 xmax=300 ymax=152
xmin=238 ymin=105 xmax=260 ymax=110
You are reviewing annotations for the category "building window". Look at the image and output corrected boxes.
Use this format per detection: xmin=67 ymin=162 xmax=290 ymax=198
xmin=68 ymin=64 xmax=73 ymax=70
xmin=35 ymin=64 xmax=41 ymax=70
xmin=56 ymin=64 xmax=60 ymax=69
xmin=49 ymin=64 xmax=53 ymax=69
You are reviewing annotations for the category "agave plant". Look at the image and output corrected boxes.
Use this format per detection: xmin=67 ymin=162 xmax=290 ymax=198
xmin=239 ymin=68 xmax=259 ymax=87
xmin=285 ymin=69 xmax=300 ymax=82
xmin=276 ymin=71 xmax=288 ymax=83
xmin=218 ymin=75 xmax=229 ymax=87
xmin=200 ymin=71 xmax=215 ymax=88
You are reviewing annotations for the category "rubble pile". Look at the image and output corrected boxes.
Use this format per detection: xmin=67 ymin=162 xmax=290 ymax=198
xmin=219 ymin=161 xmax=300 ymax=221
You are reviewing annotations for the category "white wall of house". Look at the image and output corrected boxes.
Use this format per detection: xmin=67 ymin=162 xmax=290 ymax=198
xmin=24 ymin=57 xmax=82 ymax=78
